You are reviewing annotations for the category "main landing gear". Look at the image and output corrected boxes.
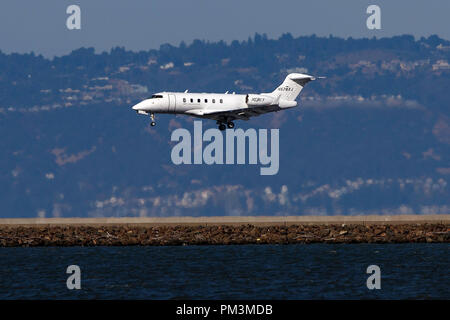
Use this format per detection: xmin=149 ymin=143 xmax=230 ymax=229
xmin=217 ymin=121 xmax=235 ymax=131
xmin=149 ymin=113 xmax=156 ymax=127
xmin=217 ymin=121 xmax=234 ymax=131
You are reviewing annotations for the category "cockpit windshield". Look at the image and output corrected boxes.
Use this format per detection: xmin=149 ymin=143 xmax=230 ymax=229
xmin=148 ymin=94 xmax=163 ymax=99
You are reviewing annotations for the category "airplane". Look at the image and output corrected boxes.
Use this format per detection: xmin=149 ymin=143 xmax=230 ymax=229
xmin=132 ymin=73 xmax=321 ymax=130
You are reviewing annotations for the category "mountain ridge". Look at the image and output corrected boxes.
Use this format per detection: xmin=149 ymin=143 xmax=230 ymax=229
xmin=1 ymin=33 xmax=449 ymax=217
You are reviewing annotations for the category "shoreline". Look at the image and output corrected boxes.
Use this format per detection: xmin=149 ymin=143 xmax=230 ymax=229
xmin=0 ymin=215 xmax=449 ymax=246
xmin=0 ymin=214 xmax=449 ymax=226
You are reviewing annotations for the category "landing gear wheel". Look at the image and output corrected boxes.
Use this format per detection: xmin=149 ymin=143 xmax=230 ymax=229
xmin=149 ymin=113 xmax=156 ymax=127
xmin=227 ymin=122 xmax=235 ymax=129
xmin=218 ymin=124 xmax=226 ymax=131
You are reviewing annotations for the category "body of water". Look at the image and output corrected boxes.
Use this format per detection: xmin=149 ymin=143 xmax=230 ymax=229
xmin=0 ymin=244 xmax=448 ymax=299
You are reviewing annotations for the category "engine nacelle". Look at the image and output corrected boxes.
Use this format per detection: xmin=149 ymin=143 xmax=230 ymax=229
xmin=246 ymin=94 xmax=274 ymax=106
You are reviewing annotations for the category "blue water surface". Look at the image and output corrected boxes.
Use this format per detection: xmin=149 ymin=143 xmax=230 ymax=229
xmin=0 ymin=244 xmax=448 ymax=299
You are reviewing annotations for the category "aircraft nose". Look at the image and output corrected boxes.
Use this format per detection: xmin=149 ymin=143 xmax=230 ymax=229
xmin=132 ymin=101 xmax=145 ymax=111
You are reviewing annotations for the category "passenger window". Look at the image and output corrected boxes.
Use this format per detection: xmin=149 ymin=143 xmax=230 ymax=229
xmin=190 ymin=98 xmax=193 ymax=103
xmin=198 ymin=99 xmax=201 ymax=103
xmin=220 ymin=99 xmax=223 ymax=103
xmin=212 ymin=99 xmax=215 ymax=103
xmin=183 ymin=98 xmax=186 ymax=103
xmin=205 ymin=99 xmax=208 ymax=103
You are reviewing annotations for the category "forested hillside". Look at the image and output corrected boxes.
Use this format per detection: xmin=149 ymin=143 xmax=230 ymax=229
xmin=1 ymin=34 xmax=449 ymax=217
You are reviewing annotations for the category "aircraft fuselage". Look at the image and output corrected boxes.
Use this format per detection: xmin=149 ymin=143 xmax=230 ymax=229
xmin=132 ymin=73 xmax=318 ymax=130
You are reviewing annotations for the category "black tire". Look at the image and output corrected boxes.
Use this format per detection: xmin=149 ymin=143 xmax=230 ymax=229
xmin=150 ymin=122 xmax=156 ymax=127
xmin=227 ymin=122 xmax=235 ymax=129
xmin=219 ymin=124 xmax=226 ymax=131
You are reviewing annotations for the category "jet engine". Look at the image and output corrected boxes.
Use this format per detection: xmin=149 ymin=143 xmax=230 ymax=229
xmin=246 ymin=94 xmax=274 ymax=106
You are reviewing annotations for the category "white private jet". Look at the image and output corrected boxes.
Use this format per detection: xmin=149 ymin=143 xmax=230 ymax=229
xmin=132 ymin=73 xmax=320 ymax=130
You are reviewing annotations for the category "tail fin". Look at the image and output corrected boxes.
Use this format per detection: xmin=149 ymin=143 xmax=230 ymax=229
xmin=271 ymin=73 xmax=317 ymax=101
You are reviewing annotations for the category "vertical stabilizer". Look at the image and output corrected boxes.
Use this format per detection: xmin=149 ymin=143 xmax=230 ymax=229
xmin=271 ymin=73 xmax=316 ymax=101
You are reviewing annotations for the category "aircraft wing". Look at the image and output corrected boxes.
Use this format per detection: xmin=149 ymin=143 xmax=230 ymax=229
xmin=185 ymin=106 xmax=279 ymax=121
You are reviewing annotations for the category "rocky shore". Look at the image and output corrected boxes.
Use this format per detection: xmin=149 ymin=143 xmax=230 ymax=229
xmin=0 ymin=223 xmax=449 ymax=246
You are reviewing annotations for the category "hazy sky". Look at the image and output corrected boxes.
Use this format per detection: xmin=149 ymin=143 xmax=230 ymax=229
xmin=1 ymin=0 xmax=450 ymax=57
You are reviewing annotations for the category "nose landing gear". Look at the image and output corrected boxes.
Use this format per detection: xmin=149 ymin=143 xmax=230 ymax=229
xmin=149 ymin=113 xmax=156 ymax=127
